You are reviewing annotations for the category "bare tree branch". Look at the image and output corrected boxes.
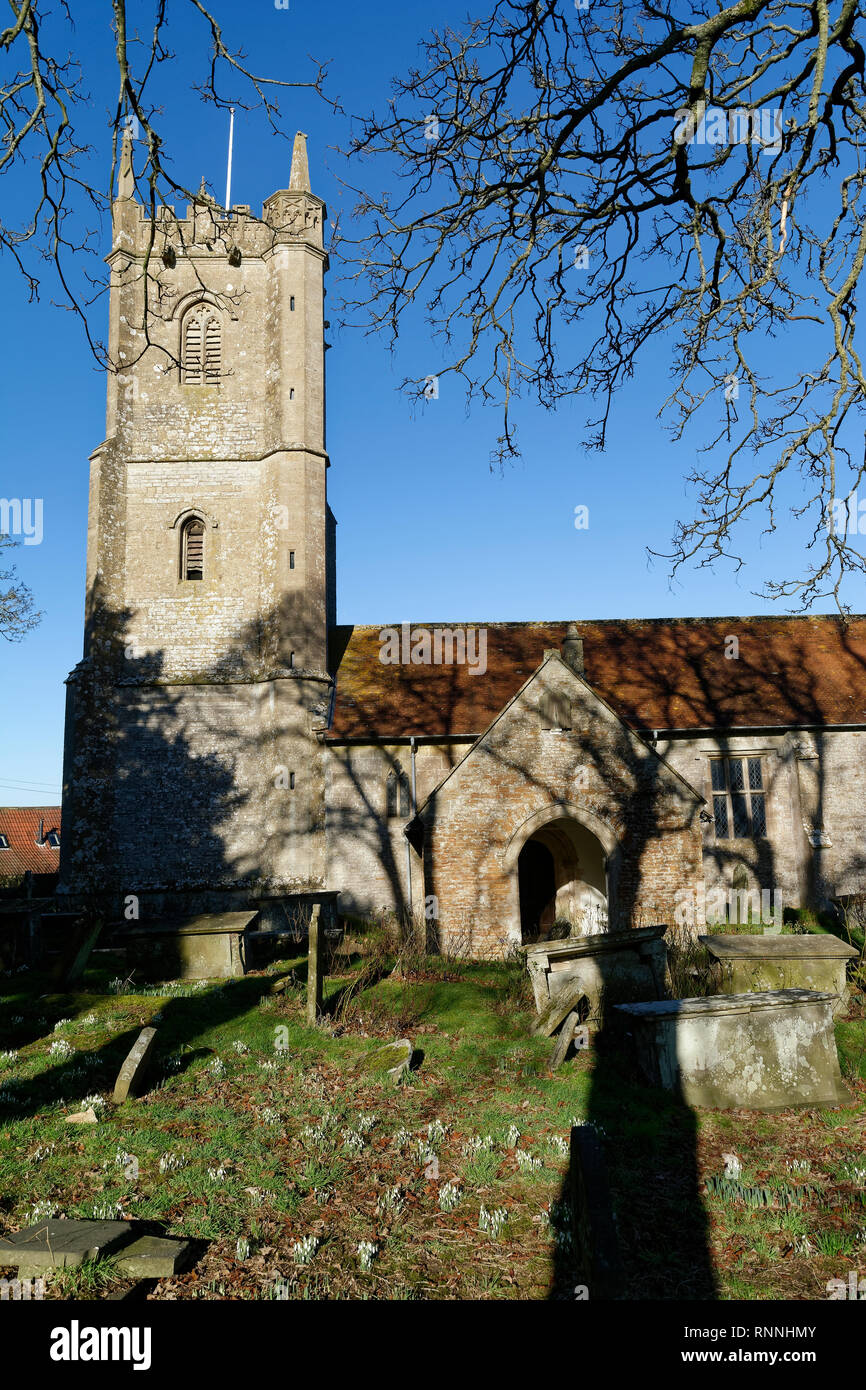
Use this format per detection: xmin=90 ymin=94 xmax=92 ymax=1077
xmin=338 ymin=0 xmax=866 ymax=610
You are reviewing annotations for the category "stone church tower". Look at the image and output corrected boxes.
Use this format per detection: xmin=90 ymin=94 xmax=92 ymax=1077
xmin=58 ymin=132 xmax=335 ymax=922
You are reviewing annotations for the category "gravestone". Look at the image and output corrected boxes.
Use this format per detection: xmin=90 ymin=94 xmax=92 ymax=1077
xmin=700 ymin=932 xmax=858 ymax=1016
xmin=570 ymin=1126 xmax=624 ymax=1299
xmin=616 ymin=989 xmax=849 ymax=1111
xmin=112 ymin=1027 xmax=158 ymax=1104
xmin=550 ymin=1010 xmax=581 ymax=1070
xmin=0 ymin=1219 xmax=135 ymax=1271
xmin=50 ymin=916 xmax=104 ymax=989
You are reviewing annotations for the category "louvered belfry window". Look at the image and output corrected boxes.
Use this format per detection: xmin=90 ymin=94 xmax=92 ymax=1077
xmin=182 ymin=518 xmax=205 ymax=581
xmin=182 ymin=305 xmax=221 ymax=385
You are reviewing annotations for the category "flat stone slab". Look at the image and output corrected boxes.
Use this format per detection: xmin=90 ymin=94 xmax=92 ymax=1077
xmin=700 ymin=933 xmax=858 ymax=1016
xmin=112 ymin=1026 xmax=158 ymax=1104
xmin=616 ymin=989 xmax=849 ymax=1111
xmin=115 ymin=1235 xmax=191 ymax=1278
xmin=525 ymin=924 xmax=667 ymax=963
xmin=527 ymin=925 xmax=668 ymax=1017
xmin=0 ymin=1220 xmax=135 ymax=1270
xmin=122 ymin=911 xmax=259 ymax=937
xmin=701 ymin=934 xmax=858 ymax=960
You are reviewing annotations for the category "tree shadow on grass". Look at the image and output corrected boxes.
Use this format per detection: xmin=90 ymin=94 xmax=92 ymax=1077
xmin=0 ymin=971 xmax=289 ymax=1138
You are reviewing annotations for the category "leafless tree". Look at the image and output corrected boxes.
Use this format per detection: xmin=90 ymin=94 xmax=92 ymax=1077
xmin=0 ymin=0 xmax=334 ymax=363
xmin=341 ymin=0 xmax=866 ymax=610
xmin=0 ymin=534 xmax=41 ymax=640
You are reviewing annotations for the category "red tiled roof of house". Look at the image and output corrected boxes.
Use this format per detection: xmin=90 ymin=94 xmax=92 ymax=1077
xmin=327 ymin=616 xmax=866 ymax=739
xmin=0 ymin=807 xmax=61 ymax=878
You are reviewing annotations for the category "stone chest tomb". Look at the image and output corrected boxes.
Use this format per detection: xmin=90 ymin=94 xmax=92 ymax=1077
xmin=525 ymin=924 xmax=668 ymax=1016
xmin=700 ymin=932 xmax=858 ymax=1016
xmin=616 ymin=989 xmax=849 ymax=1111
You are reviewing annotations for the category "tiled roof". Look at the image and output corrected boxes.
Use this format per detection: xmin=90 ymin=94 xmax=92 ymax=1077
xmin=0 ymin=807 xmax=61 ymax=878
xmin=327 ymin=617 xmax=866 ymax=739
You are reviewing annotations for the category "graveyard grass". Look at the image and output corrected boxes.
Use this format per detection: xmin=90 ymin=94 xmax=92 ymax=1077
xmin=1 ymin=932 xmax=865 ymax=1301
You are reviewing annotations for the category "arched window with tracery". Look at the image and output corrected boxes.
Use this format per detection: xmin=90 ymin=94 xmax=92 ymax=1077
xmin=181 ymin=303 xmax=221 ymax=385
xmin=180 ymin=516 xmax=205 ymax=581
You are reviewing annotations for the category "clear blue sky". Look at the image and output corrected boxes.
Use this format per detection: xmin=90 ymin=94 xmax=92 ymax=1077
xmin=0 ymin=0 xmax=851 ymax=805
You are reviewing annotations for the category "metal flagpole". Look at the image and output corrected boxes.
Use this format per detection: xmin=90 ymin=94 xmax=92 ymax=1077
xmin=225 ymin=106 xmax=235 ymax=212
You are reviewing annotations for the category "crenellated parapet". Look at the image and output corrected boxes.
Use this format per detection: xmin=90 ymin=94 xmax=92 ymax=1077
xmin=110 ymin=132 xmax=326 ymax=267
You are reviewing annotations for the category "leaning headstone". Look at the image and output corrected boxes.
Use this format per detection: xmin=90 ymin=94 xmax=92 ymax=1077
xmin=116 ymin=1235 xmax=192 ymax=1279
xmin=0 ymin=1219 xmax=135 ymax=1271
xmin=50 ymin=917 xmax=103 ymax=989
xmin=112 ymin=1027 xmax=158 ymax=1105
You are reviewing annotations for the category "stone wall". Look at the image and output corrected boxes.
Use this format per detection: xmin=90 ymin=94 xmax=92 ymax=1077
xmin=662 ymin=728 xmax=866 ymax=915
xmin=60 ymin=668 xmax=328 ymax=909
xmin=324 ymin=740 xmax=462 ymax=919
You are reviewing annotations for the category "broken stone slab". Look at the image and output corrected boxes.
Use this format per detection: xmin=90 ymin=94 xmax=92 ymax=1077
xmin=527 ymin=925 xmax=668 ymax=1018
xmin=112 ymin=1027 xmax=158 ymax=1105
xmin=0 ymin=1219 xmax=135 ymax=1271
xmin=550 ymin=1010 xmax=580 ymax=1070
xmin=115 ymin=1235 xmax=192 ymax=1279
xmin=700 ymin=932 xmax=859 ymax=1016
xmin=534 ymin=980 xmax=587 ymax=1038
xmin=616 ymin=988 xmax=850 ymax=1111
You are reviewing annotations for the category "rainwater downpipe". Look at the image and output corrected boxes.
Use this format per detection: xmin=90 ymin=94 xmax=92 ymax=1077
xmin=404 ymin=737 xmax=418 ymax=920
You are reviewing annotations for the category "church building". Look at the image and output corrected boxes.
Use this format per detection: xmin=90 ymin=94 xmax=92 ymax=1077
xmin=57 ymin=134 xmax=866 ymax=956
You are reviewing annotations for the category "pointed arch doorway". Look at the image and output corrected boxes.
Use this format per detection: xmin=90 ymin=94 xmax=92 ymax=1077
xmin=507 ymin=804 xmax=615 ymax=945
